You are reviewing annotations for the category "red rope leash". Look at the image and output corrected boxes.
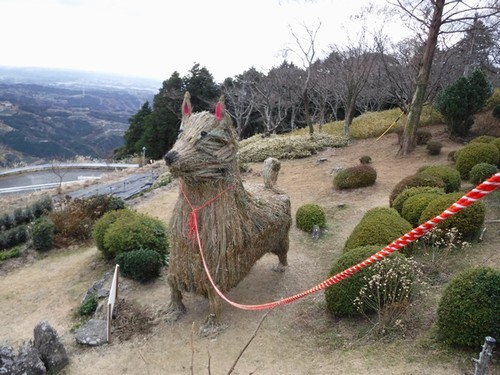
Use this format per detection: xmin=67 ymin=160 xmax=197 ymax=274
xmin=184 ymin=173 xmax=500 ymax=311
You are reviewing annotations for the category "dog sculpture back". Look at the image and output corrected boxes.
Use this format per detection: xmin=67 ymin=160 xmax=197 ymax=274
xmin=164 ymin=92 xmax=291 ymax=335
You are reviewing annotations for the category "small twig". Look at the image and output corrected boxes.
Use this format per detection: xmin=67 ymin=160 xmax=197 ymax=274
xmin=139 ymin=350 xmax=151 ymax=375
xmin=227 ymin=310 xmax=272 ymax=375
xmin=207 ymin=347 xmax=212 ymax=375
xmin=191 ymin=322 xmax=195 ymax=375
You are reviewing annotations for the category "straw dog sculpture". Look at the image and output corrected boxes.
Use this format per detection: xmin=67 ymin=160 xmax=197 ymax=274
xmin=164 ymin=92 xmax=291 ymax=335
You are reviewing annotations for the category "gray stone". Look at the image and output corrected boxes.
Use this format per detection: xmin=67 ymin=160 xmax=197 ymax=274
xmin=74 ymin=319 xmax=108 ymax=346
xmin=13 ymin=345 xmax=46 ymax=375
xmin=33 ymin=321 xmax=69 ymax=373
xmin=0 ymin=345 xmax=15 ymax=374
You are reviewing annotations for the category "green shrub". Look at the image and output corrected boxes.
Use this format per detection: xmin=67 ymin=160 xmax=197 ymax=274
xmin=333 ymin=165 xmax=377 ymax=190
xmin=103 ymin=212 xmax=169 ymax=259
xmin=238 ymin=133 xmax=348 ymax=163
xmin=418 ymin=165 xmax=461 ymax=193
xmin=469 ymin=135 xmax=496 ymax=144
xmin=416 ymin=130 xmax=432 ymax=145
xmin=344 ymin=207 xmax=412 ymax=252
xmin=295 ymin=204 xmax=327 ymax=232
xmin=434 ymin=70 xmax=493 ymax=137
xmin=0 ymin=226 xmax=28 ymax=249
xmin=455 ymin=142 xmax=500 ymax=180
xmin=92 ymin=209 xmax=136 ymax=257
xmin=78 ymin=294 xmax=98 ymax=316
xmin=469 ymin=163 xmax=498 ymax=185
xmin=389 ymin=174 xmax=445 ymax=206
xmin=359 ymin=155 xmax=372 ymax=164
xmin=13 ymin=208 xmax=32 ymax=226
xmin=0 ymin=213 xmax=14 ymax=231
xmin=436 ymin=267 xmax=500 ymax=347
xmin=401 ymin=193 xmax=442 ymax=227
xmin=31 ymin=195 xmax=53 ymax=218
xmin=0 ymin=247 xmax=21 ymax=261
xmin=116 ymin=249 xmax=163 ymax=282
xmin=32 ymin=217 xmax=55 ymax=252
xmin=325 ymin=245 xmax=382 ymax=317
xmin=426 ymin=141 xmax=442 ymax=155
xmin=492 ymin=138 xmax=500 ymax=151
xmin=419 ymin=192 xmax=485 ymax=242
xmin=484 ymin=88 xmax=500 ymax=110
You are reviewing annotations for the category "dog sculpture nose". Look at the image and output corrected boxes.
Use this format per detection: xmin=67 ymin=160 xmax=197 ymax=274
xmin=164 ymin=150 xmax=178 ymax=165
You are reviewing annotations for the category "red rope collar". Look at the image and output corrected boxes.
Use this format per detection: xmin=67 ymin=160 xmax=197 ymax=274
xmin=180 ymin=181 xmax=237 ymax=240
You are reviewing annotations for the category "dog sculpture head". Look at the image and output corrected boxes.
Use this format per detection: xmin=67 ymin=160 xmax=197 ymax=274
xmin=164 ymin=92 xmax=238 ymax=180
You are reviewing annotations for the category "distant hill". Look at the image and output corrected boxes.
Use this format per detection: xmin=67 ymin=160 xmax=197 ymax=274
xmin=0 ymin=67 xmax=161 ymax=166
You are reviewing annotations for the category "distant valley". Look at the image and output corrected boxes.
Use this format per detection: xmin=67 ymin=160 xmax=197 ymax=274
xmin=0 ymin=66 xmax=161 ymax=166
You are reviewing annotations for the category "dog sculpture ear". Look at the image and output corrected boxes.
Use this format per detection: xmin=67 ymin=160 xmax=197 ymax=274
xmin=215 ymin=95 xmax=225 ymax=121
xmin=182 ymin=91 xmax=192 ymax=119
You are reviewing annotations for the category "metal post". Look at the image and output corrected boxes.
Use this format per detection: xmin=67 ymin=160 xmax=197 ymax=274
xmin=473 ymin=336 xmax=496 ymax=375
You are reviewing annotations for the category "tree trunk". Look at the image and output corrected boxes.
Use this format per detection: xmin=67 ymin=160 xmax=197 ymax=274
xmin=304 ymin=92 xmax=313 ymax=136
xmin=343 ymin=103 xmax=356 ymax=138
xmin=399 ymin=0 xmax=444 ymax=155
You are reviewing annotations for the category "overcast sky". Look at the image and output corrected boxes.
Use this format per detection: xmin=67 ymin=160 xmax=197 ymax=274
xmin=0 ymin=0 xmax=409 ymax=83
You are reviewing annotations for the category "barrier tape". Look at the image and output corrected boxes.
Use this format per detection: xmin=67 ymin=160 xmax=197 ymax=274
xmin=183 ymin=172 xmax=500 ymax=311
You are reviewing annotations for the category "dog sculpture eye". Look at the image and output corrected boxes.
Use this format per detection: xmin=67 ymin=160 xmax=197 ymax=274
xmin=200 ymin=131 xmax=208 ymax=137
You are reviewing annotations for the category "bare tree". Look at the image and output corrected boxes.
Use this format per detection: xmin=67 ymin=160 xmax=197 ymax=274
xmin=287 ymin=22 xmax=322 ymax=135
xmin=326 ymin=29 xmax=376 ymax=138
xmin=222 ymin=69 xmax=257 ymax=139
xmin=249 ymin=64 xmax=299 ymax=135
xmin=391 ymin=0 xmax=500 ymax=155
xmin=50 ymin=159 xmax=69 ymax=194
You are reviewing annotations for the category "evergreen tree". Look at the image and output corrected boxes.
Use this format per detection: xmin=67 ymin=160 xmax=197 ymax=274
xmin=119 ymin=64 xmax=220 ymax=161
xmin=122 ymin=101 xmax=152 ymax=156
xmin=434 ymin=70 xmax=493 ymax=137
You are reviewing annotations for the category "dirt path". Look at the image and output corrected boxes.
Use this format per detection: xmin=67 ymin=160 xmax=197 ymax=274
xmin=1 ymin=128 xmax=497 ymax=374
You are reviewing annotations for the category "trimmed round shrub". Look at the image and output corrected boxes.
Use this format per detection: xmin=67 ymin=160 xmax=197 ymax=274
xmin=389 ymin=174 xmax=445 ymax=206
xmin=32 ymin=217 xmax=55 ymax=252
xmin=393 ymin=186 xmax=445 ymax=215
xmin=359 ymin=155 xmax=372 ymax=164
xmin=295 ymin=204 xmax=327 ymax=232
xmin=436 ymin=266 xmax=500 ymax=347
xmin=426 ymin=141 xmax=442 ymax=155
xmin=103 ymin=212 xmax=169 ymax=259
xmin=333 ymin=165 xmax=377 ymax=190
xmin=418 ymin=165 xmax=461 ymax=193
xmin=469 ymin=163 xmax=498 ymax=185
xmin=492 ymin=138 xmax=500 ymax=151
xmin=343 ymin=207 xmax=412 ymax=252
xmin=419 ymin=192 xmax=485 ymax=242
xmin=469 ymin=135 xmax=496 ymax=144
xmin=325 ymin=245 xmax=410 ymax=317
xmin=325 ymin=245 xmax=382 ymax=317
xmin=116 ymin=249 xmax=163 ymax=282
xmin=455 ymin=142 xmax=500 ymax=180
xmin=401 ymin=193 xmax=442 ymax=227
xmin=92 ymin=209 xmax=136 ymax=258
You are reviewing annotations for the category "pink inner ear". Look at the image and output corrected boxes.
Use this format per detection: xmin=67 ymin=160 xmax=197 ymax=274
xmin=183 ymin=103 xmax=190 ymax=116
xmin=215 ymin=102 xmax=223 ymax=121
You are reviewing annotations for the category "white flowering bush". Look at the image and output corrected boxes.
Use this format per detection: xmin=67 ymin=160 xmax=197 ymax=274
xmin=414 ymin=227 xmax=470 ymax=281
xmin=353 ymin=256 xmax=425 ymax=337
xmin=238 ymin=133 xmax=349 ymax=163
